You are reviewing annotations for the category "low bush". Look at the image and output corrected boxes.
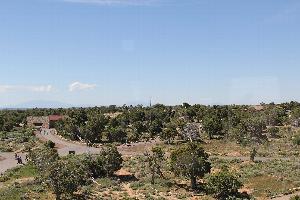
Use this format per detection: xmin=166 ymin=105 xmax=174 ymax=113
xmin=44 ymin=140 xmax=55 ymax=149
xmin=293 ymin=135 xmax=300 ymax=145
xmin=206 ymin=170 xmax=243 ymax=199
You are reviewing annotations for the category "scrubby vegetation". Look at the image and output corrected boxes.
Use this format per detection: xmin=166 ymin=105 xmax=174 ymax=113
xmin=1 ymin=101 xmax=300 ymax=199
xmin=0 ymin=129 xmax=37 ymax=152
xmin=1 ymin=101 xmax=300 ymax=146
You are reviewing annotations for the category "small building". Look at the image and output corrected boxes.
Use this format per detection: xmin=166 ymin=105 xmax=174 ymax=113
xmin=27 ymin=115 xmax=64 ymax=129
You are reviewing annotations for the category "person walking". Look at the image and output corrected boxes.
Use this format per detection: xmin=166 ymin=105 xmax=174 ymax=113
xmin=17 ymin=156 xmax=23 ymax=165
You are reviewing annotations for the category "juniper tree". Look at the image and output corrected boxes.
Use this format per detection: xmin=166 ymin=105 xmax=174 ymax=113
xmin=170 ymin=142 xmax=211 ymax=189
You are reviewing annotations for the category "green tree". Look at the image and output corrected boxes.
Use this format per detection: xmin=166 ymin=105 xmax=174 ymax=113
xmin=129 ymin=109 xmax=145 ymax=123
xmin=0 ymin=114 xmax=4 ymax=131
xmin=29 ymin=146 xmax=59 ymax=174
xmin=44 ymin=140 xmax=56 ymax=149
xmin=243 ymin=116 xmax=266 ymax=142
xmin=55 ymin=117 xmax=80 ymax=141
xmin=250 ymin=147 xmax=257 ymax=162
xmin=82 ymin=145 xmax=122 ymax=178
xmin=145 ymin=146 xmax=165 ymax=184
xmin=170 ymin=143 xmax=211 ymax=189
xmin=206 ymin=170 xmax=243 ymax=199
xmin=291 ymin=107 xmax=300 ymax=127
xmin=264 ymin=106 xmax=286 ymax=126
xmin=203 ymin=115 xmax=223 ymax=139
xmin=101 ymin=145 xmax=123 ymax=176
xmin=293 ymin=135 xmax=300 ymax=145
xmin=148 ymin=119 xmax=163 ymax=137
xmin=82 ymin=113 xmax=108 ymax=145
xmin=47 ymin=156 xmax=91 ymax=200
xmin=107 ymin=128 xmax=127 ymax=143
xmin=182 ymin=102 xmax=191 ymax=109
xmin=267 ymin=127 xmax=280 ymax=138
xmin=291 ymin=107 xmax=300 ymax=120
xmin=129 ymin=121 xmax=146 ymax=142
xmin=161 ymin=124 xmax=178 ymax=144
xmin=67 ymin=108 xmax=88 ymax=127
xmin=228 ymin=123 xmax=247 ymax=143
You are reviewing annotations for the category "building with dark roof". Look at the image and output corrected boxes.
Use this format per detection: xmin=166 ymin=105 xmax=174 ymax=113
xmin=27 ymin=115 xmax=64 ymax=129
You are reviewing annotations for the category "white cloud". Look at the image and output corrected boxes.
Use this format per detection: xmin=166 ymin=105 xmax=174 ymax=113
xmin=0 ymin=85 xmax=53 ymax=93
xmin=63 ymin=0 xmax=158 ymax=6
xmin=69 ymin=82 xmax=97 ymax=92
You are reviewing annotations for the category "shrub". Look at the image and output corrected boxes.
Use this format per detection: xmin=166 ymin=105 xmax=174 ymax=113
xmin=267 ymin=127 xmax=280 ymax=137
xmin=170 ymin=142 xmax=211 ymax=189
xmin=46 ymin=156 xmax=91 ymax=200
xmin=107 ymin=128 xmax=127 ymax=143
xmin=206 ymin=170 xmax=243 ymax=199
xmin=145 ymin=146 xmax=165 ymax=184
xmin=82 ymin=145 xmax=123 ymax=178
xmin=44 ymin=140 xmax=55 ymax=149
xmin=0 ymin=175 xmax=9 ymax=182
xmin=250 ymin=147 xmax=257 ymax=162
xmin=29 ymin=146 xmax=59 ymax=174
xmin=293 ymin=135 xmax=300 ymax=145
xmin=99 ymin=145 xmax=123 ymax=176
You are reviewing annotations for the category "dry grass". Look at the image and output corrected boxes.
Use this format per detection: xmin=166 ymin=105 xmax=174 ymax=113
xmin=246 ymin=175 xmax=294 ymax=198
xmin=202 ymin=140 xmax=250 ymax=156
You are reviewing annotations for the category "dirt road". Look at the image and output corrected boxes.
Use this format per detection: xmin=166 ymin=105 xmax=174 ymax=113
xmin=0 ymin=152 xmax=27 ymax=174
xmin=211 ymin=155 xmax=292 ymax=162
xmin=36 ymin=130 xmax=159 ymax=156
xmin=271 ymin=192 xmax=300 ymax=200
xmin=0 ymin=130 xmax=157 ymax=174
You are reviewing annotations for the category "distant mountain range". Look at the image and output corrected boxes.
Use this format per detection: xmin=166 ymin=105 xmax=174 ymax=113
xmin=1 ymin=100 xmax=74 ymax=109
xmin=1 ymin=100 xmax=152 ymax=109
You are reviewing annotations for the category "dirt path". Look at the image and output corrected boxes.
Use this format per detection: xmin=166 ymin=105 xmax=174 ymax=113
xmin=271 ymin=192 xmax=300 ymax=200
xmin=36 ymin=130 xmax=102 ymax=156
xmin=211 ymin=155 xmax=293 ymax=162
xmin=0 ymin=130 xmax=159 ymax=174
xmin=0 ymin=152 xmax=27 ymax=174
xmin=36 ymin=130 xmax=160 ymax=156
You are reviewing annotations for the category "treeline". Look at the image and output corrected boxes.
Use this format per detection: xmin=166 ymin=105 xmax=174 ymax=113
xmin=52 ymin=102 xmax=300 ymax=145
xmin=1 ymin=102 xmax=300 ymax=145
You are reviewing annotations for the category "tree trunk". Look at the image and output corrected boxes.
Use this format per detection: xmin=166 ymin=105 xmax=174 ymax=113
xmin=151 ymin=171 xmax=155 ymax=184
xmin=190 ymin=175 xmax=197 ymax=190
xmin=55 ymin=193 xmax=61 ymax=200
xmin=208 ymin=132 xmax=212 ymax=140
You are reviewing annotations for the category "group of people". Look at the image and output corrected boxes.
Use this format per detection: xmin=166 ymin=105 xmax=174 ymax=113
xmin=14 ymin=153 xmax=27 ymax=164
xmin=40 ymin=128 xmax=56 ymax=135
xmin=40 ymin=128 xmax=49 ymax=135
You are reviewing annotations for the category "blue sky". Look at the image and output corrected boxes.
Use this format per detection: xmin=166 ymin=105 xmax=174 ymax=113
xmin=0 ymin=0 xmax=300 ymax=106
